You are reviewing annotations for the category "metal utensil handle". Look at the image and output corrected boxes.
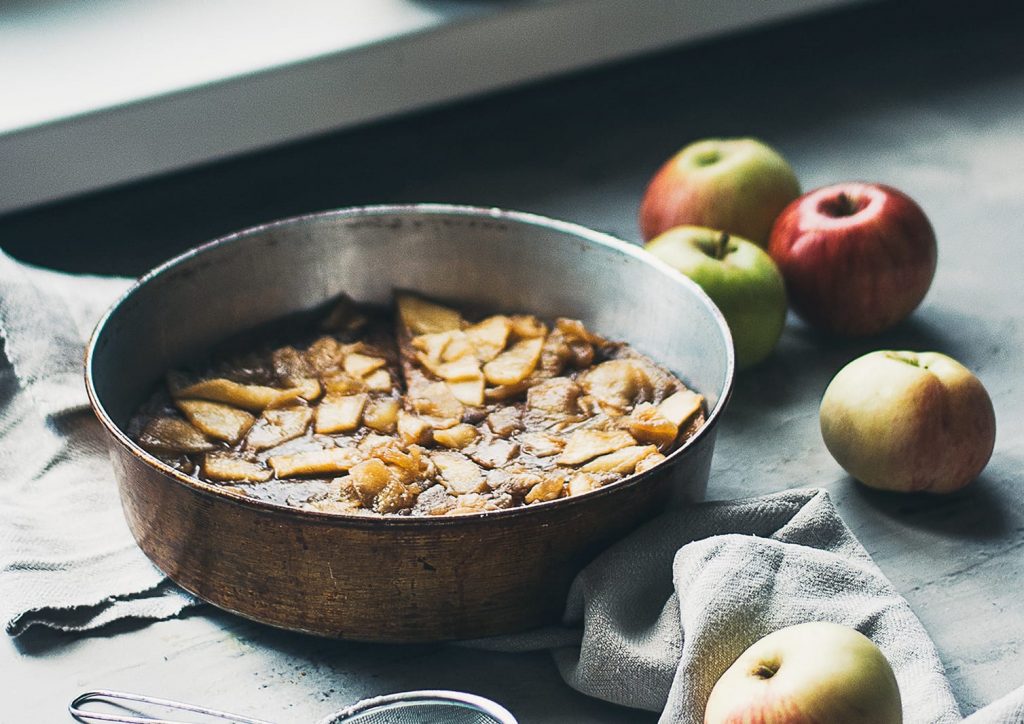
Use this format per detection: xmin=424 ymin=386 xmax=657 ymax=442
xmin=70 ymin=690 xmax=277 ymax=724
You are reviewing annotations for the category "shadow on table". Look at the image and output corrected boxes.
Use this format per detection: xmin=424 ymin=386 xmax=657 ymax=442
xmin=722 ymin=310 xmax=964 ymax=434
xmin=11 ymin=607 xmax=210 ymax=657
xmin=15 ymin=606 xmax=652 ymax=723
xmin=846 ymin=472 xmax=1013 ymax=541
xmin=203 ymin=613 xmax=651 ymax=724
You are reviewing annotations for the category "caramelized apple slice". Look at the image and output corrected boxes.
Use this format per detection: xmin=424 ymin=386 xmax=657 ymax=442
xmin=433 ymin=423 xmax=480 ymax=449
xmin=579 ymin=359 xmax=654 ymax=412
xmin=138 ymin=417 xmax=216 ymax=454
xmin=567 ymin=472 xmax=603 ymax=497
xmin=412 ymin=329 xmax=474 ymax=364
xmin=524 ymin=472 xmax=566 ymax=503
xmin=484 ymin=379 xmax=534 ymax=402
xmin=555 ymin=317 xmax=607 ymax=346
xmin=465 ymin=315 xmax=511 ymax=361
xmin=508 ymin=315 xmax=548 ymax=339
xmin=265 ymin=378 xmax=322 ymax=407
xmin=373 ymin=443 xmax=426 ymax=480
xmin=441 ymin=333 xmax=476 ymax=362
xmin=486 ymin=406 xmax=522 ymax=437
xmin=363 ymin=398 xmax=400 ymax=433
xmin=244 ymin=406 xmax=313 ymax=451
xmin=175 ymin=378 xmax=312 ymax=412
xmin=417 ymin=353 xmax=482 ymax=382
xmin=447 ymin=376 xmax=485 ymax=406
xmin=557 ymin=429 xmax=636 ymax=465
xmin=397 ymin=293 xmax=464 ymax=335
xmin=363 ymin=368 xmax=394 ymax=392
xmin=434 ymin=356 xmax=483 ymax=382
xmin=518 ymin=432 xmax=565 ymax=458
xmin=348 ymin=459 xmax=392 ymax=505
xmin=483 ymin=337 xmax=544 ymax=386
xmin=397 ymin=411 xmax=433 ymax=446
xmin=315 ymin=393 xmax=369 ymax=434
xmin=268 ymin=447 xmax=364 ymax=477
xmin=446 ymin=493 xmax=501 ymax=515
xmin=470 ymin=439 xmax=519 ymax=469
xmin=526 ymin=377 xmax=582 ymax=416
xmin=432 ymin=451 xmax=486 ymax=494
xmin=580 ymin=444 xmax=659 ymax=474
xmin=176 ymin=399 xmax=256 ymax=444
xmin=626 ymin=403 xmax=680 ymax=449
xmin=635 ymin=450 xmax=667 ymax=474
xmin=344 ymin=353 xmax=387 ymax=378
xmin=373 ymin=479 xmax=420 ymax=514
xmin=411 ymin=330 xmax=459 ymax=362
xmin=658 ymin=389 xmax=704 ymax=427
xmin=321 ymin=372 xmax=367 ymax=395
xmin=409 ymin=380 xmax=464 ymax=423
xmin=202 ymin=454 xmax=272 ymax=483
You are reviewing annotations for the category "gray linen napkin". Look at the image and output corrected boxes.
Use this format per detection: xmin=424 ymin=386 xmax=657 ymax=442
xmin=0 ymin=252 xmax=1020 ymax=722
xmin=0 ymin=251 xmax=198 ymax=634
xmin=476 ymin=487 xmax=1024 ymax=723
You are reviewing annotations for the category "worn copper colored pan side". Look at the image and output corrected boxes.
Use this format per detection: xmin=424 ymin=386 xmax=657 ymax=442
xmin=86 ymin=205 xmax=734 ymax=642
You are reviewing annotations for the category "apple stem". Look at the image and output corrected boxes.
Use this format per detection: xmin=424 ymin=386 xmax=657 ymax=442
xmin=716 ymin=232 xmax=730 ymax=260
xmin=836 ymin=192 xmax=860 ymax=216
xmin=885 ymin=351 xmax=921 ymax=367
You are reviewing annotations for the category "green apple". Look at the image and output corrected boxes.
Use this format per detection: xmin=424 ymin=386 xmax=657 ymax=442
xmin=820 ymin=351 xmax=996 ymax=494
xmin=705 ymin=622 xmax=902 ymax=724
xmin=646 ymin=225 xmax=786 ymax=370
xmin=639 ymin=137 xmax=801 ymax=246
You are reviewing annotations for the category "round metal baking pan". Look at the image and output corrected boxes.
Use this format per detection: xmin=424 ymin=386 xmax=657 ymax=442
xmin=86 ymin=204 xmax=734 ymax=641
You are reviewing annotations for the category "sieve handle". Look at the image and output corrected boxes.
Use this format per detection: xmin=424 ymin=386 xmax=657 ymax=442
xmin=70 ymin=690 xmax=277 ymax=724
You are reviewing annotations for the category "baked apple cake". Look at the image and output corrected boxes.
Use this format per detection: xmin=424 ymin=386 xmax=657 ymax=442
xmin=130 ymin=293 xmax=705 ymax=515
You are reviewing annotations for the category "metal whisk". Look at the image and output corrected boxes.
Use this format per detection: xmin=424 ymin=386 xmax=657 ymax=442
xmin=70 ymin=689 xmax=518 ymax=724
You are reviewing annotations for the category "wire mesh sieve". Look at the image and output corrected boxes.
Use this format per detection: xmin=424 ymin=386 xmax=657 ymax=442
xmin=70 ymin=689 xmax=518 ymax=724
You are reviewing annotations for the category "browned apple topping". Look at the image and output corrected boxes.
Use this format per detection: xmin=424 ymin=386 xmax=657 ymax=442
xmin=244 ymin=406 xmax=314 ymax=451
xmin=433 ymin=423 xmax=480 ymax=449
xmin=268 ymin=447 xmax=364 ymax=478
xmin=203 ymin=453 xmax=273 ymax=483
xmin=314 ymin=393 xmax=368 ymax=434
xmin=176 ymin=378 xmax=312 ymax=411
xmin=483 ymin=337 xmax=544 ymax=386
xmin=138 ymin=417 xmax=216 ymax=454
xmin=175 ymin=399 xmax=256 ymax=444
xmin=557 ymin=429 xmax=637 ymax=466
xmin=397 ymin=294 xmax=463 ymax=335
xmin=130 ymin=291 xmax=706 ymax=514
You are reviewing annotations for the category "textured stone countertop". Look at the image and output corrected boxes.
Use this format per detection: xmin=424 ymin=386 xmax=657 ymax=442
xmin=2 ymin=1 xmax=1022 ymax=721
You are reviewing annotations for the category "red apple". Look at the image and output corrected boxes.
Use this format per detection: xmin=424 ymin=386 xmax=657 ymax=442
xmin=639 ymin=138 xmax=801 ymax=246
xmin=704 ymin=622 xmax=902 ymax=724
xmin=767 ymin=182 xmax=937 ymax=336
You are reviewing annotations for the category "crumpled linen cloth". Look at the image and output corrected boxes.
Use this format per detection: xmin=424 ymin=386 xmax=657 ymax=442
xmin=478 ymin=489 xmax=1023 ymax=723
xmin=0 ymin=252 xmax=1020 ymax=723
xmin=0 ymin=251 xmax=198 ymax=635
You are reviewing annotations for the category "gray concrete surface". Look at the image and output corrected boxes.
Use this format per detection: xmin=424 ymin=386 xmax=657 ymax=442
xmin=2 ymin=0 xmax=1023 ymax=721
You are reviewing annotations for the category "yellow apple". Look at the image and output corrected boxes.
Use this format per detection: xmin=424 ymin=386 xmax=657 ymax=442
xmin=819 ymin=351 xmax=996 ymax=493
xmin=704 ymin=622 xmax=902 ymax=724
